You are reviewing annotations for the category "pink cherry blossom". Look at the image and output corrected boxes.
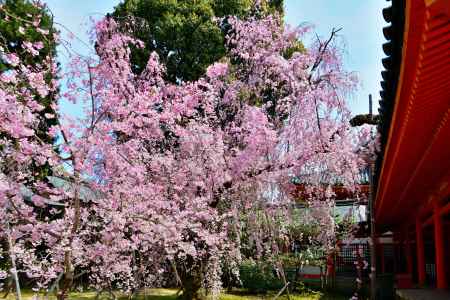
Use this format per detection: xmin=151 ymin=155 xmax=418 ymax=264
xmin=0 ymin=3 xmax=375 ymax=299
xmin=22 ymin=41 xmax=39 ymax=56
xmin=206 ymin=62 xmax=228 ymax=78
xmin=4 ymin=53 xmax=20 ymax=66
xmin=36 ymin=28 xmax=49 ymax=35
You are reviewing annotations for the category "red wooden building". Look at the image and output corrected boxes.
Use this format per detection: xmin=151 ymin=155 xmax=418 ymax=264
xmin=374 ymin=0 xmax=450 ymax=292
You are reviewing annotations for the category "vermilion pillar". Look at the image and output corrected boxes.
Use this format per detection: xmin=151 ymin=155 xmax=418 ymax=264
xmin=433 ymin=204 xmax=448 ymax=289
xmin=415 ymin=218 xmax=426 ymax=285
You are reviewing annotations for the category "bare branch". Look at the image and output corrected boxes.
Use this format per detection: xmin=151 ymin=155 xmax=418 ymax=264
xmin=308 ymin=27 xmax=342 ymax=83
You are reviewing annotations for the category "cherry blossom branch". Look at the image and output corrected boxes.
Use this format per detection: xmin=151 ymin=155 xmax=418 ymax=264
xmin=87 ymin=64 xmax=96 ymax=131
xmin=308 ymin=27 xmax=342 ymax=82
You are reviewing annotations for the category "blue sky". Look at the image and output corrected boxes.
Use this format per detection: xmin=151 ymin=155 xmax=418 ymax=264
xmin=284 ymin=0 xmax=387 ymax=114
xmin=43 ymin=0 xmax=387 ymax=117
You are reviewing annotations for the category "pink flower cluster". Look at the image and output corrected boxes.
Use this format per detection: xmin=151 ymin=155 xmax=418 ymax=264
xmin=0 ymin=3 xmax=375 ymax=297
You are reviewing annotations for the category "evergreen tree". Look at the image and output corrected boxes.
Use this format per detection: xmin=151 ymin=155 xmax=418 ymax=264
xmin=111 ymin=0 xmax=284 ymax=83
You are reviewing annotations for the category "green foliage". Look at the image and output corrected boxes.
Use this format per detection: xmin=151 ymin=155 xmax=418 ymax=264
xmin=239 ymin=258 xmax=325 ymax=295
xmin=111 ymin=0 xmax=284 ymax=83
xmin=286 ymin=209 xmax=323 ymax=248
xmin=334 ymin=209 xmax=358 ymax=241
xmin=349 ymin=114 xmax=379 ymax=127
xmin=279 ymin=250 xmax=325 ymax=269
xmin=282 ymin=40 xmax=305 ymax=59
xmin=239 ymin=260 xmax=284 ymax=293
xmin=0 ymin=0 xmax=55 ymax=71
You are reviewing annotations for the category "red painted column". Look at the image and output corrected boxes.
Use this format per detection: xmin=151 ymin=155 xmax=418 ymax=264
xmin=433 ymin=203 xmax=448 ymax=289
xmin=415 ymin=218 xmax=426 ymax=285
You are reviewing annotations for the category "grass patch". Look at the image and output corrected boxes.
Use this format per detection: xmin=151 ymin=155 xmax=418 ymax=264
xmin=2 ymin=288 xmax=348 ymax=300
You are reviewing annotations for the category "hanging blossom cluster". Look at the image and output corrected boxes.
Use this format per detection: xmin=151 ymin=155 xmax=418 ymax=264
xmin=224 ymin=15 xmax=367 ymax=251
xmin=0 ymin=1 xmax=83 ymax=295
xmin=0 ymin=3 xmax=373 ymax=298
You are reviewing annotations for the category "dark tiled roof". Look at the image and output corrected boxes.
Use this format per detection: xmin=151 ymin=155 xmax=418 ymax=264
xmin=374 ymin=0 xmax=406 ymax=195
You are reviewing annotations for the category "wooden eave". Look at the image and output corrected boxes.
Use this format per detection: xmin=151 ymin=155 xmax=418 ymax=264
xmin=375 ymin=0 xmax=450 ymax=231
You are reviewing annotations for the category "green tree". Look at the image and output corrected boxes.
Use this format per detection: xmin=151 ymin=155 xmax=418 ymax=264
xmin=0 ymin=0 xmax=58 ymax=181
xmin=111 ymin=0 xmax=284 ymax=83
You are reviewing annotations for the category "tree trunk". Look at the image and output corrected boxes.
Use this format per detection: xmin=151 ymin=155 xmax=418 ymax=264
xmin=177 ymin=260 xmax=204 ymax=300
xmin=56 ymin=272 xmax=73 ymax=300
xmin=56 ymin=181 xmax=81 ymax=300
xmin=180 ymin=273 xmax=202 ymax=300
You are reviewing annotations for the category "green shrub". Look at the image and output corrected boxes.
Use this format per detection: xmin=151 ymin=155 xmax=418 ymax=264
xmin=239 ymin=260 xmax=284 ymax=293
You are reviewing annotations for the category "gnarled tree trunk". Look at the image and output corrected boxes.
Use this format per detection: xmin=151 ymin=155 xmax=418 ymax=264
xmin=177 ymin=258 xmax=204 ymax=300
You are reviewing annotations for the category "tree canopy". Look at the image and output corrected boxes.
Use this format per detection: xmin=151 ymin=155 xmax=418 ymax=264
xmin=111 ymin=0 xmax=284 ymax=83
xmin=0 ymin=2 xmax=375 ymax=300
